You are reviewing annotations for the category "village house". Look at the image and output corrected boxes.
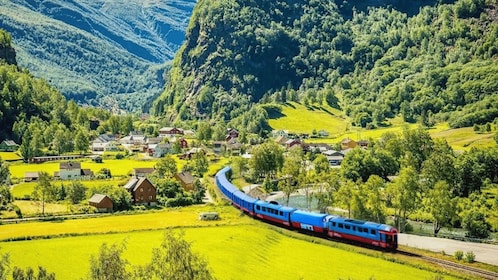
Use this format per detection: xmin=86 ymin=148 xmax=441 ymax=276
xmin=24 ymin=172 xmax=40 ymax=182
xmin=323 ymin=150 xmax=345 ymax=166
xmin=0 ymin=140 xmax=19 ymax=152
xmin=133 ymin=168 xmax=155 ymax=177
xmin=225 ymin=128 xmax=239 ymax=142
xmin=212 ymin=141 xmax=224 ymax=154
xmin=226 ymin=138 xmax=242 ymax=156
xmin=88 ymin=194 xmax=113 ymax=212
xmin=341 ymin=138 xmax=358 ymax=150
xmin=174 ymin=171 xmax=196 ymax=191
xmin=159 ymin=127 xmax=184 ymax=138
xmin=271 ymin=129 xmax=289 ymax=138
xmin=148 ymin=143 xmax=172 ymax=158
xmin=123 ymin=177 xmax=157 ymax=206
xmin=180 ymin=147 xmax=204 ymax=160
xmin=56 ymin=161 xmax=94 ymax=180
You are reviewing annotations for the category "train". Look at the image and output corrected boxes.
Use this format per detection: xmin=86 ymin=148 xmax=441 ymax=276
xmin=215 ymin=166 xmax=398 ymax=250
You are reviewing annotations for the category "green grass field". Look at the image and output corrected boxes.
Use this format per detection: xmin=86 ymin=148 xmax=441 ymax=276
xmin=267 ymin=102 xmax=348 ymax=137
xmin=0 ymin=222 xmax=455 ymax=280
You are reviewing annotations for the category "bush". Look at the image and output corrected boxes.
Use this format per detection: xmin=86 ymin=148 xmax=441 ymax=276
xmin=115 ymin=153 xmax=124 ymax=159
xmin=464 ymin=251 xmax=475 ymax=263
xmin=454 ymin=250 xmax=464 ymax=261
xmin=403 ymin=222 xmax=414 ymax=233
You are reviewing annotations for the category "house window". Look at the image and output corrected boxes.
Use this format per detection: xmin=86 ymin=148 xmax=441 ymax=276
xmin=140 ymin=188 xmax=143 ymax=192
xmin=149 ymin=196 xmax=152 ymax=200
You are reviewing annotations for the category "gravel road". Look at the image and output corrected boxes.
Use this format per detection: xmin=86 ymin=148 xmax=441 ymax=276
xmin=399 ymin=233 xmax=498 ymax=265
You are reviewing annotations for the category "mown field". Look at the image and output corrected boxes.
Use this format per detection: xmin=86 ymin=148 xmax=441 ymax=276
xmin=268 ymin=102 xmax=496 ymax=151
xmin=0 ymin=152 xmax=22 ymax=161
xmin=0 ymin=206 xmax=457 ymax=280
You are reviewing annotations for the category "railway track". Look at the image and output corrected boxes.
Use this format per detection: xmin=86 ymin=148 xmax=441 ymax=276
xmin=398 ymin=250 xmax=498 ymax=279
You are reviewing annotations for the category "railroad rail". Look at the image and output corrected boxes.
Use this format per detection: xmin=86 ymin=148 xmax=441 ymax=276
xmin=397 ymin=250 xmax=498 ymax=279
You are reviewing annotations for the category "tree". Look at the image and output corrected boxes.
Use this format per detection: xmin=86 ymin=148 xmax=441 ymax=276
xmin=425 ymin=181 xmax=457 ymax=236
xmin=19 ymin=129 xmax=33 ymax=162
xmin=462 ymin=209 xmax=490 ymax=238
xmin=250 ymin=141 xmax=284 ymax=180
xmin=31 ymin=171 xmax=56 ymax=216
xmin=192 ymin=180 xmax=206 ymax=204
xmin=0 ymin=250 xmax=9 ymax=280
xmin=135 ymin=230 xmax=214 ymax=280
xmin=387 ymin=166 xmax=421 ymax=232
xmin=12 ymin=266 xmax=55 ymax=280
xmin=191 ymin=152 xmax=209 ymax=177
xmin=0 ymin=157 xmax=10 ymax=186
xmin=89 ymin=242 xmax=130 ymax=280
xmin=75 ymin=129 xmax=90 ymax=154
xmin=363 ymin=175 xmax=386 ymax=223
xmin=155 ymin=156 xmax=178 ymax=178
xmin=336 ymin=179 xmax=356 ymax=218
xmin=278 ymin=147 xmax=304 ymax=206
xmin=420 ymin=139 xmax=457 ymax=192
xmin=66 ymin=182 xmax=87 ymax=204
xmin=196 ymin=122 xmax=212 ymax=142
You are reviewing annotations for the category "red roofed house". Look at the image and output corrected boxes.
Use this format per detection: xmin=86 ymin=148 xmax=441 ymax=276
xmin=123 ymin=177 xmax=157 ymax=206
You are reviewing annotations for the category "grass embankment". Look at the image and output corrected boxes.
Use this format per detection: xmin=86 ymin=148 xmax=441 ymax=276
xmin=0 ymin=207 xmax=458 ymax=280
xmin=268 ymin=102 xmax=496 ymax=150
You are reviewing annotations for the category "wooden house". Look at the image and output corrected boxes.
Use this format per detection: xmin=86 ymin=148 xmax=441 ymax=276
xmin=0 ymin=140 xmax=19 ymax=152
xmin=123 ymin=177 xmax=157 ymax=206
xmin=89 ymin=194 xmax=113 ymax=212
xmin=174 ymin=171 xmax=196 ymax=191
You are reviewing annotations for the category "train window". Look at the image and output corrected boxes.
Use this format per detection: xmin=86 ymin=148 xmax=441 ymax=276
xmin=370 ymin=229 xmax=376 ymax=235
xmin=279 ymin=211 xmax=283 ymax=216
xmin=353 ymin=226 xmax=356 ymax=231
xmin=332 ymin=222 xmax=336 ymax=227
xmin=358 ymin=228 xmax=363 ymax=233
xmin=345 ymin=225 xmax=350 ymax=230
xmin=338 ymin=223 xmax=343 ymax=228
xmin=256 ymin=205 xmax=260 ymax=210
xmin=263 ymin=207 xmax=267 ymax=212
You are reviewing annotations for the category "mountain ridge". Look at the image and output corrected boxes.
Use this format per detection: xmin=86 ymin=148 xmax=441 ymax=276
xmin=0 ymin=0 xmax=196 ymax=111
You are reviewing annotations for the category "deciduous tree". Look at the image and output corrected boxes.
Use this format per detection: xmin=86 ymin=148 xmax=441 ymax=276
xmin=31 ymin=171 xmax=56 ymax=216
xmin=89 ymin=242 xmax=130 ymax=280
xmin=135 ymin=230 xmax=214 ymax=280
xmin=425 ymin=181 xmax=457 ymax=236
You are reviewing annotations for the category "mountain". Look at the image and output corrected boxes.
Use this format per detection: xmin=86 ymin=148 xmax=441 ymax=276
xmin=0 ymin=0 xmax=196 ymax=111
xmin=152 ymin=0 xmax=498 ymax=133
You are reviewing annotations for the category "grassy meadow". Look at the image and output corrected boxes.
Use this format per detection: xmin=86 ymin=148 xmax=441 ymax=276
xmin=268 ymin=102 xmax=496 ymax=151
xmin=0 ymin=208 xmax=457 ymax=280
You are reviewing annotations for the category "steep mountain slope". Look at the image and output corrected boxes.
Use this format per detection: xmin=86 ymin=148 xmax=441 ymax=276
xmin=152 ymin=0 xmax=498 ymax=132
xmin=0 ymin=0 xmax=196 ymax=111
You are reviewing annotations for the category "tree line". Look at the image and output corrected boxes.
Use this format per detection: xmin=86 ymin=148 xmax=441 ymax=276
xmin=238 ymin=128 xmax=497 ymax=238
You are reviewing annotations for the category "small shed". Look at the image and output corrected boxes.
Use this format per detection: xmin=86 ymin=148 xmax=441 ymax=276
xmin=24 ymin=172 xmax=40 ymax=182
xmin=199 ymin=212 xmax=219 ymax=221
xmin=89 ymin=194 xmax=113 ymax=213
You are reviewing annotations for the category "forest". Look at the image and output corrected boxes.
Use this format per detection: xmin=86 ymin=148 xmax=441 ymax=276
xmin=152 ymin=0 xmax=498 ymax=134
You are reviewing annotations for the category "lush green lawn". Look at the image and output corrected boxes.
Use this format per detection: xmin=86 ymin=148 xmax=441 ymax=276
xmin=0 ymin=224 xmax=454 ymax=280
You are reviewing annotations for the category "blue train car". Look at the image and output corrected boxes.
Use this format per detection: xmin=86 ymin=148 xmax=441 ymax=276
xmin=290 ymin=210 xmax=335 ymax=233
xmin=327 ymin=217 xmax=398 ymax=249
xmin=232 ymin=190 xmax=257 ymax=216
xmin=215 ymin=167 xmax=238 ymax=201
xmin=254 ymin=200 xmax=296 ymax=226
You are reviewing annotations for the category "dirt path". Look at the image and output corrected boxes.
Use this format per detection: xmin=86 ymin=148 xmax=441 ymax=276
xmin=399 ymin=233 xmax=498 ymax=266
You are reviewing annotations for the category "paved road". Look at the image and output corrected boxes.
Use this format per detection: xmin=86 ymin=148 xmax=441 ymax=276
xmin=399 ymin=234 xmax=498 ymax=265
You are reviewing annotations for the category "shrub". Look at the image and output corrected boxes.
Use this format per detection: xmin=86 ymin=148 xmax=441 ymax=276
xmin=115 ymin=153 xmax=124 ymax=159
xmin=454 ymin=250 xmax=464 ymax=261
xmin=465 ymin=251 xmax=475 ymax=263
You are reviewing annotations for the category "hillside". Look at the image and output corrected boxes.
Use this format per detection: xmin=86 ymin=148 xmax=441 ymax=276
xmin=152 ymin=0 xmax=498 ymax=133
xmin=0 ymin=0 xmax=196 ymax=111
